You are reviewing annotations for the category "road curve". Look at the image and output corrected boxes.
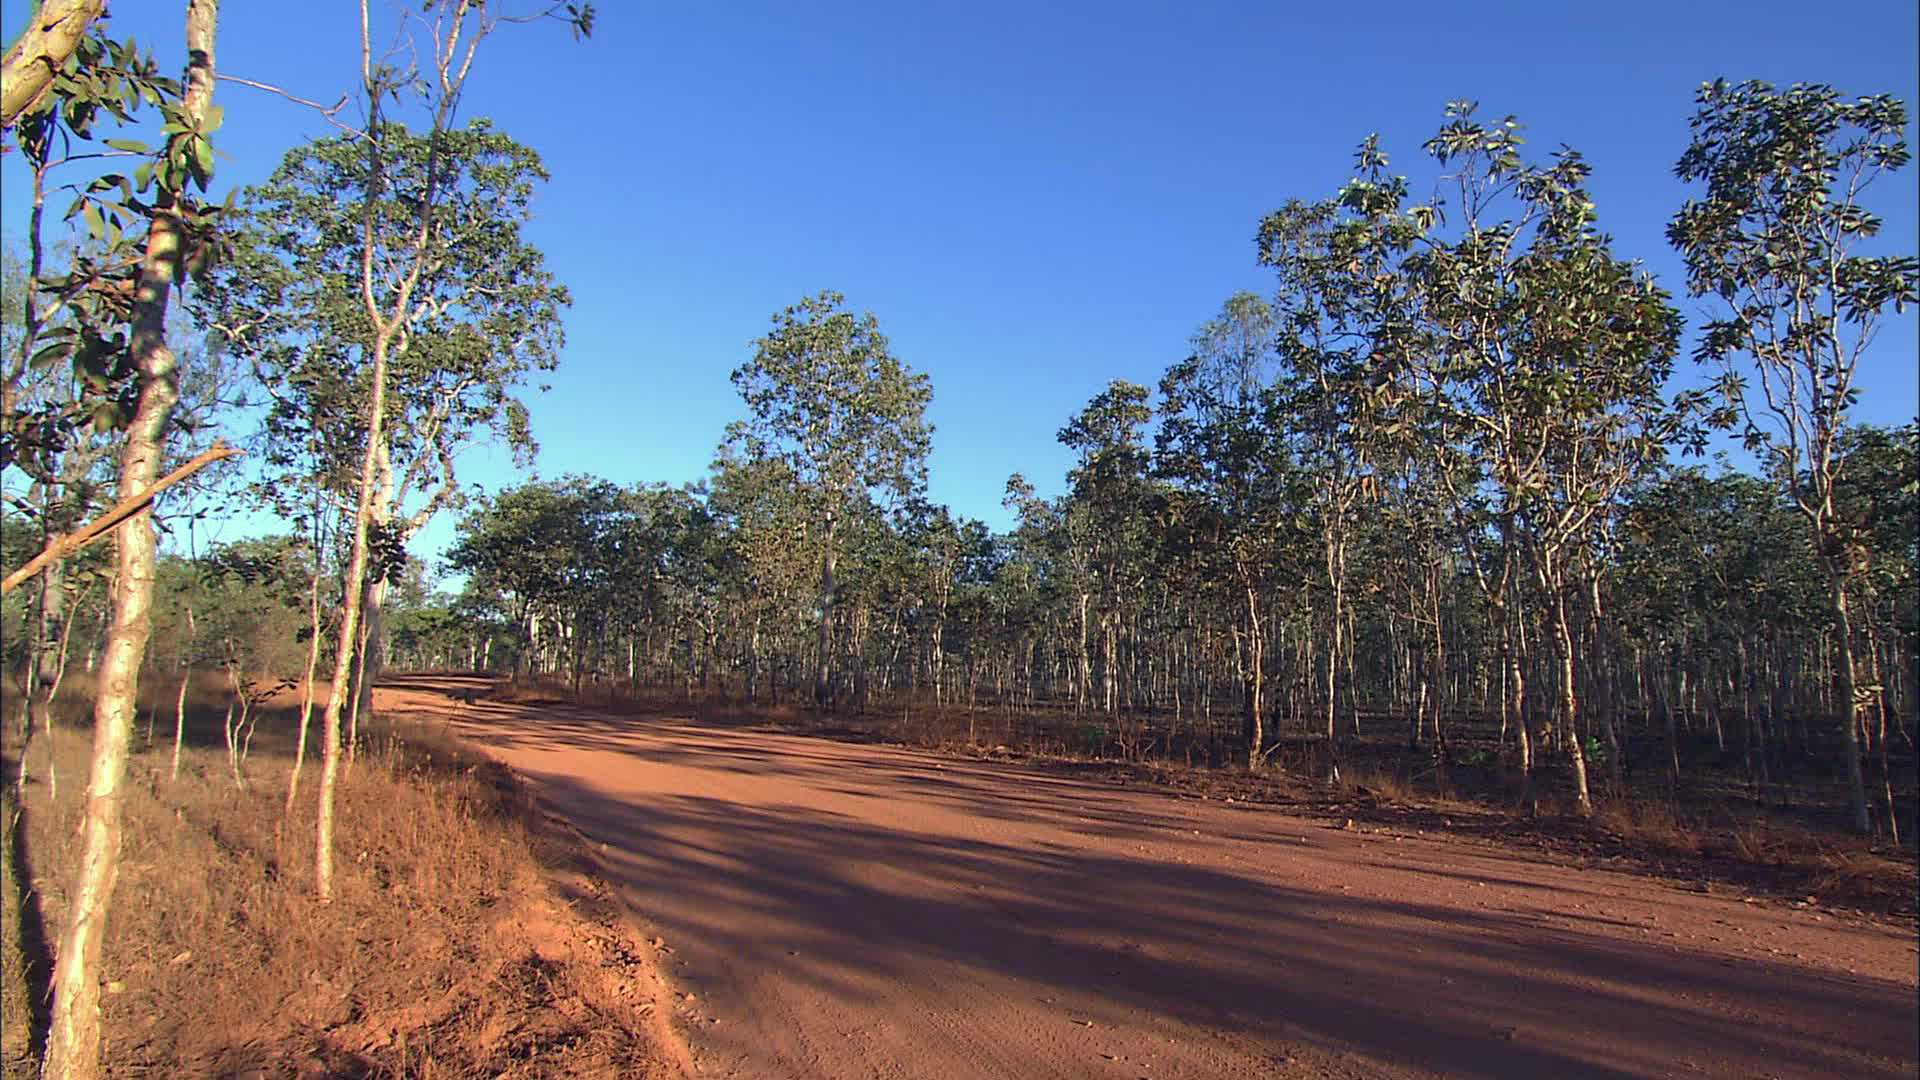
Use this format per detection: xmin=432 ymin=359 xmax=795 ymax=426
xmin=380 ymin=678 xmax=1918 ymax=1080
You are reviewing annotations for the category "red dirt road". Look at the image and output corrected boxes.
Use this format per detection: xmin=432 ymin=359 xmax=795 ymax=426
xmin=382 ymin=679 xmax=1918 ymax=1080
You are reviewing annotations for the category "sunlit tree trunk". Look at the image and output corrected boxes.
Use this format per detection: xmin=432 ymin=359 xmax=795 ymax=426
xmin=353 ymin=450 xmax=396 ymax=731
xmin=815 ymin=511 xmax=836 ymax=709
xmin=285 ymin=552 xmax=325 ymax=815
xmin=1548 ymin=576 xmax=1593 ymax=817
xmin=43 ymin=8 xmax=216 ymax=1072
xmin=0 ymin=0 xmax=106 ymax=130
xmin=26 ymin=558 xmax=66 ymax=794
xmin=1243 ymin=585 xmax=1264 ymax=770
xmin=1827 ymin=570 xmax=1870 ymax=834
xmin=316 ymin=337 xmax=391 ymax=898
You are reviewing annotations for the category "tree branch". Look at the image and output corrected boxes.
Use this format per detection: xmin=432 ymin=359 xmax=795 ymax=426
xmin=0 ymin=0 xmax=107 ymax=132
xmin=215 ymin=73 xmax=367 ymax=139
xmin=2 ymin=440 xmax=242 ymax=595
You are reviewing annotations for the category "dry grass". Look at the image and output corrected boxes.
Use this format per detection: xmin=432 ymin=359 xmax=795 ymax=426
xmin=1591 ymin=799 xmax=1705 ymax=856
xmin=1 ymin=676 xmax=677 ymax=1078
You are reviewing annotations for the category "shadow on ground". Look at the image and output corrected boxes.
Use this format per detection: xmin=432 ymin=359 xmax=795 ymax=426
xmin=379 ymin=674 xmax=1920 ymax=1080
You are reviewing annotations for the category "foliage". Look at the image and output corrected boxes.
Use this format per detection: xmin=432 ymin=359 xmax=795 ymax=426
xmin=2 ymin=21 xmax=227 ymax=477
xmin=199 ymin=120 xmax=568 ymax=534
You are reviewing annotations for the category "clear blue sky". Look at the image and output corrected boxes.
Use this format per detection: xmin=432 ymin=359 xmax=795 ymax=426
xmin=5 ymin=1 xmax=1916 ymax=565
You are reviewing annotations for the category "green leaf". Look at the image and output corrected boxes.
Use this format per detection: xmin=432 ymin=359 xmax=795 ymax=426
xmin=29 ymin=340 xmax=74 ymax=371
xmin=191 ymin=135 xmax=214 ymax=186
xmin=104 ymin=138 xmax=151 ymax=154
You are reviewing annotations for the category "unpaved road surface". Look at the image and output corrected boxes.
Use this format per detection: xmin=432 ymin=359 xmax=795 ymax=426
xmin=381 ymin=678 xmax=1918 ymax=1080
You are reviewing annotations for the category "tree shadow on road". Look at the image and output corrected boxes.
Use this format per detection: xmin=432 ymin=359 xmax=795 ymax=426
xmin=379 ymin=676 xmax=1920 ymax=1080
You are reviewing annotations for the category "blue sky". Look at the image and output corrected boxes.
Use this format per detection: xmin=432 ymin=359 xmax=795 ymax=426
xmin=5 ymin=1 xmax=1916 ymax=566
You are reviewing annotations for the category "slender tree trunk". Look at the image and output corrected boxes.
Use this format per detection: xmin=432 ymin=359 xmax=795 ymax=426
xmin=815 ymin=513 xmax=836 ymax=709
xmin=1501 ymin=609 xmax=1534 ymax=811
xmin=353 ymin=515 xmax=391 ymax=732
xmin=1325 ymin=569 xmax=1341 ymax=747
xmin=1828 ymin=573 xmax=1870 ymax=834
xmin=37 ymin=570 xmax=88 ymax=803
xmin=170 ymin=667 xmax=189 ymax=783
xmin=1550 ymin=581 xmax=1592 ymax=818
xmin=14 ymin=593 xmax=41 ymax=797
xmin=1102 ymin=612 xmax=1118 ymax=716
xmin=25 ymin=558 xmax=66 ymax=794
xmin=44 ymin=8 xmax=215 ymax=1072
xmin=1076 ymin=592 xmax=1093 ymax=714
xmin=221 ymin=694 xmax=240 ymax=788
xmin=1429 ymin=567 xmax=1449 ymax=764
xmin=316 ymin=312 xmax=396 ymax=899
xmin=286 ymin=565 xmax=324 ymax=815
xmin=1587 ymin=573 xmax=1623 ymax=788
xmin=1243 ymin=586 xmax=1264 ymax=770
xmin=345 ymin=608 xmax=372 ymax=768
xmin=1867 ymin=640 xmax=1898 ymax=844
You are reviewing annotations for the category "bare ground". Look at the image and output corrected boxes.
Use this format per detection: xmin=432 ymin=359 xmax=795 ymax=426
xmin=380 ymin=675 xmax=1920 ymax=1080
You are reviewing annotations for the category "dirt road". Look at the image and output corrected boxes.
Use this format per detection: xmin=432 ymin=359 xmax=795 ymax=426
xmin=381 ymin=678 xmax=1917 ymax=1080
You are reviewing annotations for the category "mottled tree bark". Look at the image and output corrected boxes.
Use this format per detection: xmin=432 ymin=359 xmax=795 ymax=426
xmin=0 ymin=0 xmax=106 ymax=131
xmin=42 ymin=7 xmax=216 ymax=1074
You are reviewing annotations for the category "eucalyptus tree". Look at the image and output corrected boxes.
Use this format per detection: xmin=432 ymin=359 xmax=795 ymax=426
xmin=1477 ymin=169 xmax=1688 ymax=816
xmin=999 ymin=473 xmax=1076 ymax=707
xmin=385 ymin=598 xmax=468 ymax=671
xmin=637 ymin=483 xmax=731 ymax=695
xmin=1668 ymin=79 xmax=1917 ymax=834
xmin=274 ymin=0 xmax=587 ymax=901
xmin=1829 ymin=423 xmax=1918 ymax=837
xmin=724 ymin=291 xmax=932 ymax=709
xmin=1057 ymin=380 xmax=1156 ymax=717
xmin=205 ymin=118 xmax=566 ymax=715
xmin=2 ymin=27 xmax=223 ymax=794
xmin=1158 ymin=305 xmax=1308 ymax=766
xmin=709 ymin=449 xmax=816 ymax=701
xmin=0 ymin=4 xmax=228 ymax=1074
xmin=894 ymin=500 xmax=988 ymax=704
xmin=818 ymin=494 xmax=907 ymax=708
xmin=1832 ymin=425 xmax=1919 ymax=712
xmin=1257 ymin=141 xmax=1426 ymax=753
xmin=446 ymin=477 xmax=620 ymax=683
xmin=190 ymin=537 xmax=309 ymax=784
xmin=1 ymin=241 xmax=115 ymax=790
xmin=1384 ymin=103 xmax=1691 ymax=814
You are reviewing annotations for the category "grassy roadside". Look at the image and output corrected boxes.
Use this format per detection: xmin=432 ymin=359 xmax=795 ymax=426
xmin=1 ymin=677 xmax=679 ymax=1078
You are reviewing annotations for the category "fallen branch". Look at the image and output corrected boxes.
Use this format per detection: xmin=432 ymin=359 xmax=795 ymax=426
xmin=2 ymin=440 xmax=242 ymax=595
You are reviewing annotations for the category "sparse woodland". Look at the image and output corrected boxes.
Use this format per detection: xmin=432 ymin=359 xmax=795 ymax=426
xmin=0 ymin=2 xmax=1915 ymax=1077
xmin=434 ymin=101 xmax=1918 ymax=846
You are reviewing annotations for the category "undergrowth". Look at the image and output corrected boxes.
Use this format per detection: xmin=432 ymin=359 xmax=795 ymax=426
xmin=1 ymin=677 xmax=671 ymax=1078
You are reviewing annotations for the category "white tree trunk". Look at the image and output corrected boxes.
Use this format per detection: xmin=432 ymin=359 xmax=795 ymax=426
xmin=43 ymin=9 xmax=216 ymax=1073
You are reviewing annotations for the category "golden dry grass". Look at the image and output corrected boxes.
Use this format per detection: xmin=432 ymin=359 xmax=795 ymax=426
xmin=2 ymin=676 xmax=675 ymax=1078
